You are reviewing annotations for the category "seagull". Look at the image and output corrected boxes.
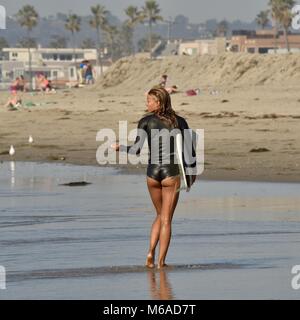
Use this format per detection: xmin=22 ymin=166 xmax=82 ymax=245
xmin=9 ymin=145 xmax=15 ymax=156
xmin=29 ymin=135 xmax=33 ymax=144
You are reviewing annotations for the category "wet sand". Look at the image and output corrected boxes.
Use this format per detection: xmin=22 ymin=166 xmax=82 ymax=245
xmin=0 ymin=162 xmax=299 ymax=299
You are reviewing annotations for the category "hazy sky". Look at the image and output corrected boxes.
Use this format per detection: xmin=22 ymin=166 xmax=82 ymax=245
xmin=1 ymin=0 xmax=269 ymax=22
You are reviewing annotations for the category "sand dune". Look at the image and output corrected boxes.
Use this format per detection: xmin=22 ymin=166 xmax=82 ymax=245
xmin=96 ymin=53 xmax=300 ymax=92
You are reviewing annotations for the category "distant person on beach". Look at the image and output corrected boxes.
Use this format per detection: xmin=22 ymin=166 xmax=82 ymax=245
xmin=35 ymin=73 xmax=44 ymax=91
xmin=85 ymin=62 xmax=94 ymax=85
xmin=41 ymin=75 xmax=51 ymax=92
xmin=159 ymin=75 xmax=168 ymax=88
xmin=111 ymin=87 xmax=196 ymax=269
xmin=18 ymin=75 xmax=27 ymax=92
xmin=78 ymin=60 xmax=88 ymax=85
xmin=10 ymin=76 xmax=26 ymax=92
xmin=4 ymin=90 xmax=22 ymax=111
xmin=38 ymin=74 xmax=56 ymax=94
xmin=10 ymin=77 xmax=21 ymax=92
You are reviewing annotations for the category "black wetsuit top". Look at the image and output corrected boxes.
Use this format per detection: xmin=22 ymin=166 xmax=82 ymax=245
xmin=120 ymin=113 xmax=196 ymax=182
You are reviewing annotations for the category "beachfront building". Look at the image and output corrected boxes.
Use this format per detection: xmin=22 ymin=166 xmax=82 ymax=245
xmin=178 ymin=37 xmax=227 ymax=56
xmin=2 ymin=47 xmax=97 ymax=63
xmin=230 ymin=30 xmax=300 ymax=53
xmin=0 ymin=47 xmax=107 ymax=89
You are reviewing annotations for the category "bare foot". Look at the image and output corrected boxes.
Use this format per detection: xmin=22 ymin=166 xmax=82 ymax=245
xmin=145 ymin=253 xmax=155 ymax=268
xmin=157 ymin=263 xmax=168 ymax=270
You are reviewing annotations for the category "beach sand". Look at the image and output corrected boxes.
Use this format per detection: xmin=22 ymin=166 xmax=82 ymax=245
xmin=0 ymin=53 xmax=300 ymax=182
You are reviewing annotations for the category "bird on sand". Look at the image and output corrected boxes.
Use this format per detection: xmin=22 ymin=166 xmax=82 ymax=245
xmin=9 ymin=145 xmax=15 ymax=156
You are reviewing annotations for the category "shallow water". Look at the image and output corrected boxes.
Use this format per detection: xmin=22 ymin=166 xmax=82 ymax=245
xmin=0 ymin=161 xmax=299 ymax=299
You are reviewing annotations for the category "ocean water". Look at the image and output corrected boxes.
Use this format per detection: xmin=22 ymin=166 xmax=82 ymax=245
xmin=0 ymin=161 xmax=299 ymax=300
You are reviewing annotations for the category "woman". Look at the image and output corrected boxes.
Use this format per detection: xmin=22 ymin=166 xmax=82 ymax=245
xmin=10 ymin=77 xmax=20 ymax=92
xmin=41 ymin=75 xmax=55 ymax=93
xmin=18 ymin=75 xmax=27 ymax=92
xmin=85 ymin=62 xmax=94 ymax=85
xmin=4 ymin=90 xmax=22 ymax=111
xmin=111 ymin=87 xmax=196 ymax=269
xmin=159 ymin=74 xmax=168 ymax=88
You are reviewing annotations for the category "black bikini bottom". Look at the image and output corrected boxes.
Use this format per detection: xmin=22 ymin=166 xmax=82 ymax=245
xmin=147 ymin=164 xmax=180 ymax=183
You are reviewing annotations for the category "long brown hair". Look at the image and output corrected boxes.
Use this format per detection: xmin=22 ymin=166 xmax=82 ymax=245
xmin=148 ymin=87 xmax=178 ymax=128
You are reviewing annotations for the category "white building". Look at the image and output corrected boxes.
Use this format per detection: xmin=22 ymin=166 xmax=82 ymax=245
xmin=0 ymin=47 xmax=99 ymax=87
xmin=2 ymin=47 xmax=97 ymax=63
xmin=179 ymin=38 xmax=227 ymax=56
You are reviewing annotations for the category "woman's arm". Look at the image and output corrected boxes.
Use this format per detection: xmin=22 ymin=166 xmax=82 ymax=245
xmin=111 ymin=117 xmax=148 ymax=155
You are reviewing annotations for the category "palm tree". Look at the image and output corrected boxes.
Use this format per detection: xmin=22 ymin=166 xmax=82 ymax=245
xmin=125 ymin=6 xmax=143 ymax=56
xmin=269 ymin=0 xmax=280 ymax=52
xmin=90 ymin=5 xmax=108 ymax=74
xmin=281 ymin=7 xmax=294 ymax=51
xmin=119 ymin=24 xmax=134 ymax=57
xmin=103 ymin=24 xmax=119 ymax=62
xmin=65 ymin=14 xmax=81 ymax=63
xmin=15 ymin=5 xmax=39 ymax=91
xmin=256 ymin=10 xmax=270 ymax=29
xmin=141 ymin=0 xmax=163 ymax=59
xmin=269 ymin=0 xmax=296 ymax=52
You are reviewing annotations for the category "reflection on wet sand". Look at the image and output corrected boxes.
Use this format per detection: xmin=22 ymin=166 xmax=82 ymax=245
xmin=10 ymin=161 xmax=15 ymax=189
xmin=148 ymin=270 xmax=174 ymax=300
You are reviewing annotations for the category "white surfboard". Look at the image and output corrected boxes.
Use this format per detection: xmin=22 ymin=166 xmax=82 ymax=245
xmin=175 ymin=133 xmax=191 ymax=192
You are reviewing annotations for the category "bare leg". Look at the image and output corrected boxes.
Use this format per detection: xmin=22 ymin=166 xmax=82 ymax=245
xmin=146 ymin=177 xmax=162 ymax=268
xmin=157 ymin=176 xmax=180 ymax=269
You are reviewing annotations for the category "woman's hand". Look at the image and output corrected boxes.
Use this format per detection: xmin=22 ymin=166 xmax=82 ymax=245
xmin=111 ymin=143 xmax=120 ymax=151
